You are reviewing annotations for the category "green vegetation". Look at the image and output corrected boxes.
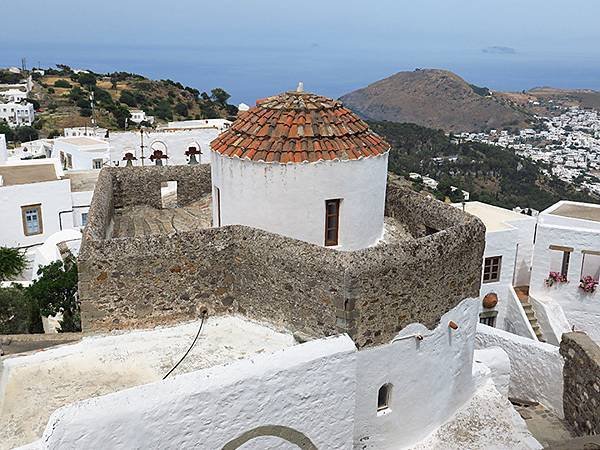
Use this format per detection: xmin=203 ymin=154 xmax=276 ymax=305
xmin=53 ymin=79 xmax=71 ymax=88
xmin=0 ymin=247 xmax=27 ymax=282
xmin=0 ymin=121 xmax=39 ymax=143
xmin=369 ymin=121 xmax=598 ymax=210
xmin=28 ymin=257 xmax=80 ymax=332
xmin=0 ymin=247 xmax=80 ymax=334
xmin=26 ymin=65 xmax=238 ymax=137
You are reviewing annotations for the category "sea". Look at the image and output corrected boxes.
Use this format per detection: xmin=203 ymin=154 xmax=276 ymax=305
xmin=2 ymin=42 xmax=600 ymax=105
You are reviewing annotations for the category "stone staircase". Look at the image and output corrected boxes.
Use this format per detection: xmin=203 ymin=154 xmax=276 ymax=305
xmin=514 ymin=286 xmax=545 ymax=342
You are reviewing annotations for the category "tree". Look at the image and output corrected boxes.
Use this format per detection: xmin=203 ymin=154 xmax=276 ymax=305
xmin=211 ymin=88 xmax=230 ymax=106
xmin=0 ymin=120 xmax=14 ymax=141
xmin=154 ymin=100 xmax=173 ymax=120
xmin=77 ymin=72 xmax=97 ymax=88
xmin=174 ymin=102 xmax=189 ymax=117
xmin=27 ymin=257 xmax=80 ymax=332
xmin=0 ymin=247 xmax=27 ymax=282
xmin=0 ymin=287 xmax=33 ymax=334
xmin=54 ymin=79 xmax=72 ymax=88
xmin=13 ymin=126 xmax=39 ymax=143
xmin=26 ymin=98 xmax=40 ymax=110
xmin=119 ymin=90 xmax=137 ymax=107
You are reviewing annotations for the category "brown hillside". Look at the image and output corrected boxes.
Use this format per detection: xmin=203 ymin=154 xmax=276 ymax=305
xmin=340 ymin=69 xmax=533 ymax=133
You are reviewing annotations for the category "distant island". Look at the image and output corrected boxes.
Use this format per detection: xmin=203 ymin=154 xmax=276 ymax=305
xmin=482 ymin=46 xmax=517 ymax=54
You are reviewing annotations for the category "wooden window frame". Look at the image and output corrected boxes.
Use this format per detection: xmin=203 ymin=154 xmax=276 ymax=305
xmin=560 ymin=251 xmax=571 ymax=278
xmin=324 ymin=199 xmax=341 ymax=247
xmin=21 ymin=203 xmax=43 ymax=236
xmin=92 ymin=158 xmax=103 ymax=169
xmin=483 ymin=256 xmax=502 ymax=283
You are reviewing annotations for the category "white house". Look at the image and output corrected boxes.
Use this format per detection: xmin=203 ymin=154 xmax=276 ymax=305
xmin=51 ymin=136 xmax=111 ymax=170
xmin=167 ymin=118 xmax=230 ymax=130
xmin=528 ymin=201 xmax=600 ymax=344
xmin=0 ymin=101 xmax=35 ymax=127
xmin=109 ymin=127 xmax=222 ymax=166
xmin=128 ymin=109 xmax=154 ymax=125
xmin=456 ymin=202 xmax=539 ymax=340
xmin=0 ymin=159 xmax=74 ymax=249
xmin=0 ymin=88 xmax=28 ymax=103
xmin=63 ymin=126 xmax=108 ymax=138
xmin=210 ymin=89 xmax=390 ymax=251
xmin=0 ymin=133 xmax=7 ymax=163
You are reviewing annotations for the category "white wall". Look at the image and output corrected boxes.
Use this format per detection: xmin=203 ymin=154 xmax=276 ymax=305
xmin=37 ymin=335 xmax=357 ymax=450
xmin=505 ymin=286 xmax=538 ymax=340
xmin=529 ymin=208 xmax=600 ymax=343
xmin=109 ymin=128 xmax=220 ymax=166
xmin=477 ymin=217 xmax=536 ymax=333
xmin=352 ymin=297 xmax=479 ymax=449
xmin=52 ymin=139 xmax=110 ymax=171
xmin=71 ymin=191 xmax=93 ymax=228
xmin=475 ymin=324 xmax=564 ymax=417
xmin=0 ymin=178 xmax=73 ymax=248
xmin=0 ymin=134 xmax=7 ymax=164
xmin=211 ymin=152 xmax=389 ymax=251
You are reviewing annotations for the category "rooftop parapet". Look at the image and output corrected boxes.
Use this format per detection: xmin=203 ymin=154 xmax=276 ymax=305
xmin=80 ymin=165 xmax=485 ymax=347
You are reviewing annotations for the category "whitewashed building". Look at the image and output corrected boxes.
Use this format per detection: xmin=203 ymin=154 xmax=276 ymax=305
xmin=0 ymin=101 xmax=35 ymax=127
xmin=0 ymin=159 xmax=74 ymax=249
xmin=455 ymin=202 xmax=539 ymax=339
xmin=528 ymin=201 xmax=600 ymax=344
xmin=210 ymin=89 xmax=390 ymax=251
xmin=51 ymin=136 xmax=111 ymax=170
xmin=63 ymin=126 xmax=107 ymax=138
xmin=128 ymin=109 xmax=154 ymax=125
xmin=0 ymin=88 xmax=28 ymax=103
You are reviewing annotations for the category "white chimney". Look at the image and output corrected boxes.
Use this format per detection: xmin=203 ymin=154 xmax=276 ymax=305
xmin=296 ymin=81 xmax=304 ymax=93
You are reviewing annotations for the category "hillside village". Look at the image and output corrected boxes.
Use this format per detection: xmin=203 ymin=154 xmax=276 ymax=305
xmin=458 ymin=106 xmax=600 ymax=196
xmin=1 ymin=68 xmax=600 ymax=450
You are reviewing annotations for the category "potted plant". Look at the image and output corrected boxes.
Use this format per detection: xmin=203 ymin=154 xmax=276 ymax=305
xmin=545 ymin=271 xmax=567 ymax=287
xmin=579 ymin=276 xmax=598 ymax=293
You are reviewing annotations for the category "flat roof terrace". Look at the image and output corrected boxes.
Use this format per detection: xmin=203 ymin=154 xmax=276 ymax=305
xmin=549 ymin=202 xmax=600 ymax=223
xmin=111 ymin=194 xmax=212 ymax=238
xmin=454 ymin=201 xmax=535 ymax=232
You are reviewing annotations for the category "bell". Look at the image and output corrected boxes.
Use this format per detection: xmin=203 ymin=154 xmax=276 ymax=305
xmin=188 ymin=153 xmax=198 ymax=165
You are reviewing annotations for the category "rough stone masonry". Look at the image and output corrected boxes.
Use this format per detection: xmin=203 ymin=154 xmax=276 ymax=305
xmin=560 ymin=332 xmax=600 ymax=436
xmin=79 ymin=165 xmax=485 ymax=348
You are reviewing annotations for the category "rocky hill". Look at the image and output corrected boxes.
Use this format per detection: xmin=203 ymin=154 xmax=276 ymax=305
xmin=340 ymin=69 xmax=534 ymax=133
xmin=18 ymin=66 xmax=237 ymax=138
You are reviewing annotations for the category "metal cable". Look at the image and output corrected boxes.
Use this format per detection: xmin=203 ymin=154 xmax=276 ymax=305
xmin=163 ymin=311 xmax=207 ymax=380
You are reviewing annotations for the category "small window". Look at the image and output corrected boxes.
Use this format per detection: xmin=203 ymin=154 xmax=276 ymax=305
xmin=377 ymin=383 xmax=392 ymax=413
xmin=81 ymin=212 xmax=88 ymax=227
xmin=21 ymin=204 xmax=43 ymax=236
xmin=479 ymin=311 xmax=498 ymax=327
xmin=483 ymin=256 xmax=502 ymax=283
xmin=66 ymin=153 xmax=73 ymax=169
xmin=325 ymin=199 xmax=341 ymax=246
xmin=92 ymin=159 xmax=103 ymax=169
xmin=215 ymin=186 xmax=221 ymax=227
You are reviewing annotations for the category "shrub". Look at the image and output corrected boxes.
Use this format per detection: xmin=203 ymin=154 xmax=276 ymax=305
xmin=53 ymin=79 xmax=72 ymax=88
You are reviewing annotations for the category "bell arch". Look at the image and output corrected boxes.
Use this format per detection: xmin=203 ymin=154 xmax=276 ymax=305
xmin=222 ymin=425 xmax=317 ymax=450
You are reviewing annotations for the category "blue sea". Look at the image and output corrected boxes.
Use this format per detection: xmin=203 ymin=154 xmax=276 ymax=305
xmin=2 ymin=42 xmax=600 ymax=105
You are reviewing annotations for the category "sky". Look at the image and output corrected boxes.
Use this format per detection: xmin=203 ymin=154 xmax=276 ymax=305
xmin=1 ymin=0 xmax=599 ymax=103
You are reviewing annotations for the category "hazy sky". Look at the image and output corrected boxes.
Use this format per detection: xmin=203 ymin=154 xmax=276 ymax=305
xmin=2 ymin=0 xmax=599 ymax=102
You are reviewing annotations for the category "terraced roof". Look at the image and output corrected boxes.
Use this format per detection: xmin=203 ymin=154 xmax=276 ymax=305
xmin=210 ymin=91 xmax=390 ymax=164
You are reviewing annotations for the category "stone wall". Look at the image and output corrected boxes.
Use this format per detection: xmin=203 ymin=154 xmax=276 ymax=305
xmin=79 ymin=167 xmax=485 ymax=347
xmin=560 ymin=332 xmax=600 ymax=436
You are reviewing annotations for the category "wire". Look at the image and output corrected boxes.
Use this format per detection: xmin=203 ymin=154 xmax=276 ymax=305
xmin=163 ymin=311 xmax=207 ymax=380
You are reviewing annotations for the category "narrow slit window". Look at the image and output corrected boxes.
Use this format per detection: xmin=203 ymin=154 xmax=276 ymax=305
xmin=377 ymin=383 xmax=392 ymax=412
xmin=215 ymin=187 xmax=221 ymax=227
xmin=325 ymin=199 xmax=341 ymax=246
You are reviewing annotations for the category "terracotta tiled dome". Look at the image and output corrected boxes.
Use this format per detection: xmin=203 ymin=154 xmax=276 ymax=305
xmin=210 ymin=91 xmax=390 ymax=164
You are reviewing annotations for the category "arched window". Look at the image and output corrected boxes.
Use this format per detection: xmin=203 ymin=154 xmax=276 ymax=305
xmin=377 ymin=383 xmax=392 ymax=413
